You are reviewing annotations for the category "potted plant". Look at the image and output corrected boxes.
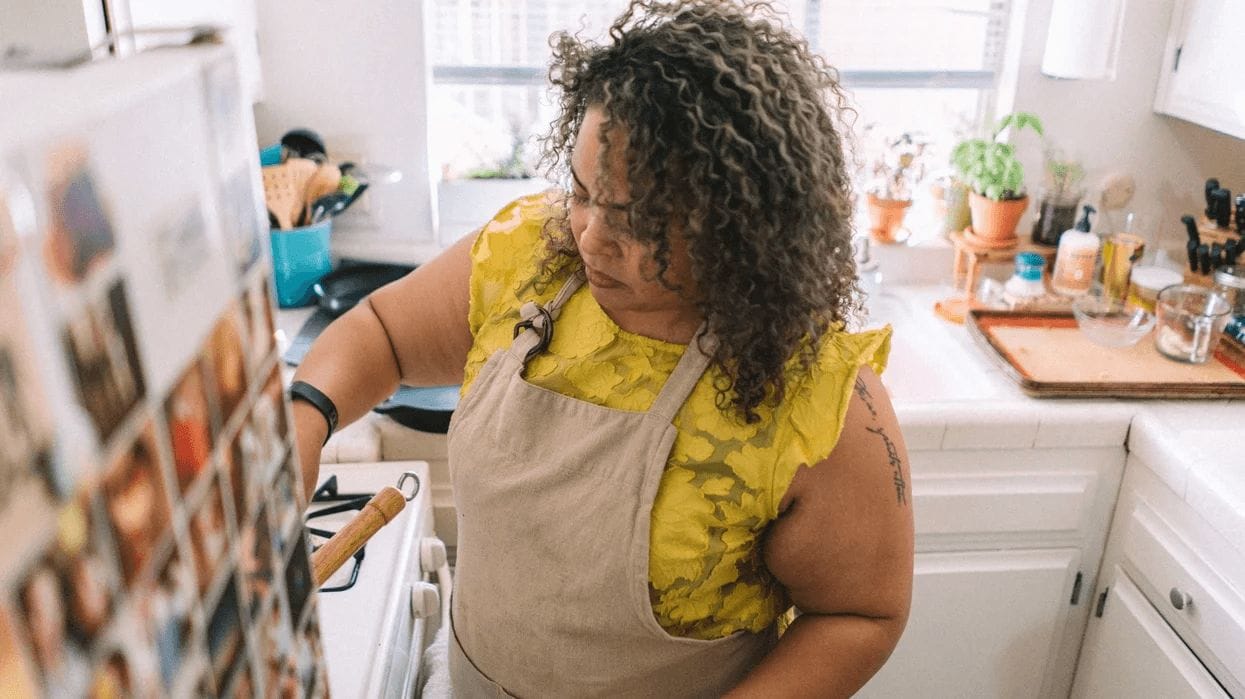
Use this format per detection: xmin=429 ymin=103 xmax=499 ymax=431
xmin=1030 ymin=150 xmax=1085 ymax=246
xmin=929 ymin=170 xmax=971 ymax=238
xmin=862 ymin=130 xmax=927 ymax=244
xmin=951 ymin=112 xmax=1044 ymax=244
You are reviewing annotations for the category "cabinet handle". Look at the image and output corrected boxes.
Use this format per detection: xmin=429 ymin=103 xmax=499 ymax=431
xmin=1169 ymin=587 xmax=1193 ymax=611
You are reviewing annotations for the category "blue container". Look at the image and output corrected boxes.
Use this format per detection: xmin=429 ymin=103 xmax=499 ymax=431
xmin=259 ymin=143 xmax=283 ymax=166
xmin=270 ymin=220 xmax=333 ymax=308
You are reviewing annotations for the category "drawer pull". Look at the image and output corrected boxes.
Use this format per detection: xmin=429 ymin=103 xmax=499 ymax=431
xmin=1169 ymin=587 xmax=1193 ymax=611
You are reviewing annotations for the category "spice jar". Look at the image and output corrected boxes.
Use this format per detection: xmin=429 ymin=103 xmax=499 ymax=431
xmin=1212 ymin=265 xmax=1245 ymax=317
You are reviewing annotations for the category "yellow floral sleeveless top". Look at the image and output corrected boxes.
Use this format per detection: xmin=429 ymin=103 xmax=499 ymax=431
xmin=462 ymin=193 xmax=891 ymax=639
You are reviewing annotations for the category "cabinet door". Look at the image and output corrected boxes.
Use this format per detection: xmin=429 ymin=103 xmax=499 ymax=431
xmin=1154 ymin=0 xmax=1245 ymax=139
xmin=1072 ymin=568 xmax=1228 ymax=698
xmin=857 ymin=548 xmax=1081 ymax=699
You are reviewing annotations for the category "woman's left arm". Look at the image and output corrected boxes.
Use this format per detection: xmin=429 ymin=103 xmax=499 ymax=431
xmin=726 ymin=365 xmax=914 ymax=698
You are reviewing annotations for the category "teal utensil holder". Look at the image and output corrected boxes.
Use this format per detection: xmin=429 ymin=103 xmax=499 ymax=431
xmin=270 ymin=220 xmax=332 ymax=308
xmin=259 ymin=143 xmax=283 ymax=166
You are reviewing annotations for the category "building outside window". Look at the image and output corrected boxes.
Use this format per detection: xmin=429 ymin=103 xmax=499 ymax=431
xmin=428 ymin=0 xmax=1012 ymax=243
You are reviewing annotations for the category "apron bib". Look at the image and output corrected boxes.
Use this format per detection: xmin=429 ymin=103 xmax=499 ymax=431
xmin=446 ymin=272 xmax=775 ymax=698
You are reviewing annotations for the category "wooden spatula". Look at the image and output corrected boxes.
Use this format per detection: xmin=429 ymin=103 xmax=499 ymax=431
xmin=262 ymin=158 xmax=318 ymax=229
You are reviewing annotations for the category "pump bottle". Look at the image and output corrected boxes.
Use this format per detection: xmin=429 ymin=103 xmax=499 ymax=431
xmin=1051 ymin=205 xmax=1099 ymax=296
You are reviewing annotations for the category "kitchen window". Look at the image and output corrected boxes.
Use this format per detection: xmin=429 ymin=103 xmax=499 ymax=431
xmin=428 ymin=0 xmax=1013 ymax=242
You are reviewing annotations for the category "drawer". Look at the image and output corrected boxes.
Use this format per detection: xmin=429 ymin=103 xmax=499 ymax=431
xmin=914 ymin=472 xmax=1096 ymax=538
xmin=1123 ymin=501 xmax=1245 ymax=691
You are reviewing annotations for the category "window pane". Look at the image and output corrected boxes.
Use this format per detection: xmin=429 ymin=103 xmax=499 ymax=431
xmin=431 ymin=83 xmax=555 ymax=179
xmin=430 ymin=0 xmax=630 ymax=68
xmin=427 ymin=1 xmax=1007 ymax=182
xmin=847 ymin=87 xmax=983 ymax=165
xmin=819 ymin=0 xmax=1004 ymax=72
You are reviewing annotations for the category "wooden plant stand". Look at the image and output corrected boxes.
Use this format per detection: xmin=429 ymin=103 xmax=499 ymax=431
xmin=934 ymin=229 xmax=1060 ymax=324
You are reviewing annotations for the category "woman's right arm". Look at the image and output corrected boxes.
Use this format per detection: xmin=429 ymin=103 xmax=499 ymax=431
xmin=290 ymin=231 xmax=477 ymax=502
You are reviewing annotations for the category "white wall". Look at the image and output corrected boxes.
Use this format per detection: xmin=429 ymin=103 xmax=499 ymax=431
xmin=252 ymin=0 xmax=437 ymax=260
xmin=1007 ymin=0 xmax=1245 ymax=254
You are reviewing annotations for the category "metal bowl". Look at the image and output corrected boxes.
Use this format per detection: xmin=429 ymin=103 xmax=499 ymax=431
xmin=1072 ymin=295 xmax=1156 ymax=348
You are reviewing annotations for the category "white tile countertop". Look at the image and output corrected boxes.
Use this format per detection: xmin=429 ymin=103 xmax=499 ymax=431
xmin=867 ymin=285 xmax=1243 ymax=558
xmin=276 ymin=282 xmax=1243 ymax=556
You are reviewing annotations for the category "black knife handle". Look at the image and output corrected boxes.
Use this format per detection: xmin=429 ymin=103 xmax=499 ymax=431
xmin=1236 ymin=195 xmax=1245 ymax=234
xmin=1188 ymin=239 xmax=1201 ymax=272
xmin=1206 ymin=178 xmax=1221 ymax=218
xmin=1227 ymin=239 xmax=1241 ymax=266
xmin=1181 ymin=214 xmax=1201 ymax=244
xmin=1213 ymin=189 xmax=1232 ymax=228
xmin=1198 ymin=244 xmax=1211 ymax=274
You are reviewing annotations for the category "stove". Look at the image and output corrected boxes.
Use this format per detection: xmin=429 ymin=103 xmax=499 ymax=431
xmin=308 ymin=461 xmax=447 ymax=698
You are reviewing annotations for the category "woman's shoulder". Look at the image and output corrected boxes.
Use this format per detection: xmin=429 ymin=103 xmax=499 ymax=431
xmin=763 ymin=324 xmax=893 ymax=515
xmin=469 ymin=190 xmax=562 ymax=271
xmin=467 ymin=190 xmax=566 ymax=328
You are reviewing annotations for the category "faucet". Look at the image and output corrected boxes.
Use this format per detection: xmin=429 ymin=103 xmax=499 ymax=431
xmin=852 ymin=232 xmax=882 ymax=296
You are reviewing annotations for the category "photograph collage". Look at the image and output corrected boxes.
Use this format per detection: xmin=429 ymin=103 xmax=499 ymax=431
xmin=0 ymin=126 xmax=328 ymax=698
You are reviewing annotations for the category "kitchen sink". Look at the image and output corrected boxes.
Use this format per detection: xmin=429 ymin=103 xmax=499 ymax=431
xmin=859 ymin=287 xmax=1011 ymax=403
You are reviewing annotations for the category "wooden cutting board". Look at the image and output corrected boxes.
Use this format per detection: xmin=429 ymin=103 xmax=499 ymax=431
xmin=966 ymin=310 xmax=1245 ymax=398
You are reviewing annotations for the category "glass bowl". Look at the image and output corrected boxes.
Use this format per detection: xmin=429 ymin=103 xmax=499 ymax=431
xmin=1071 ymin=296 xmax=1156 ymax=348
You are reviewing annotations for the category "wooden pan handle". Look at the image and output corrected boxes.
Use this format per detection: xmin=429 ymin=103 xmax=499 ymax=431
xmin=310 ymin=486 xmax=407 ymax=588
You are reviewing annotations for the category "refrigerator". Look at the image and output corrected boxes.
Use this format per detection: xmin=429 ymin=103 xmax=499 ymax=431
xmin=0 ymin=45 xmax=327 ymax=697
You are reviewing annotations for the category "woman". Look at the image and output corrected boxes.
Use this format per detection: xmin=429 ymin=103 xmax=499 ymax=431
xmin=291 ymin=1 xmax=913 ymax=695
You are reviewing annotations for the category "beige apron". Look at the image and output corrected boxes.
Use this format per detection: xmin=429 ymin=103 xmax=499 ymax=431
xmin=446 ymin=272 xmax=776 ymax=698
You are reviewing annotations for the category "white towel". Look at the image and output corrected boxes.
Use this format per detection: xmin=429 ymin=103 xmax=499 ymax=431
xmin=419 ymin=622 xmax=451 ymax=698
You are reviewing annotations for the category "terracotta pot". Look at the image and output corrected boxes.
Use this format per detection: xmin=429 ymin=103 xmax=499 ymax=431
xmin=866 ymin=194 xmax=912 ymax=244
xmin=968 ymin=191 xmax=1028 ymax=242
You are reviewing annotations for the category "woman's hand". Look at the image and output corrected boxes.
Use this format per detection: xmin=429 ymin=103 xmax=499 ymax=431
xmin=730 ymin=365 xmax=914 ymax=698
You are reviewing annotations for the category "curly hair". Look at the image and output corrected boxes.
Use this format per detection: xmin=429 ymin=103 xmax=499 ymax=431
xmin=539 ymin=0 xmax=861 ymax=423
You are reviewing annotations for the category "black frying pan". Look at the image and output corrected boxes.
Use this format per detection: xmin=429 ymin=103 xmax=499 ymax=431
xmin=312 ymin=261 xmax=416 ymax=317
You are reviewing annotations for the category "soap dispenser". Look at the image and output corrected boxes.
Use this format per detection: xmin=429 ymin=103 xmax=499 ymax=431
xmin=1051 ymin=204 xmax=1099 ymax=296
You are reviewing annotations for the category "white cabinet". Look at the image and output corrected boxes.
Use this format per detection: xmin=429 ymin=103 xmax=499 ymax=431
xmin=1072 ymin=454 xmax=1245 ymax=697
xmin=857 ymin=446 xmax=1125 ymax=698
xmin=858 ymin=548 xmax=1081 ymax=699
xmin=1072 ymin=568 xmax=1228 ymax=698
xmin=1154 ymin=0 xmax=1245 ymax=139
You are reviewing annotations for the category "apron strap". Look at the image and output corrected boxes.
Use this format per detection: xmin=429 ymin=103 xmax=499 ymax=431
xmin=510 ymin=267 xmax=712 ymax=419
xmin=648 ymin=329 xmax=715 ymax=423
xmin=509 ymin=270 xmax=586 ymax=365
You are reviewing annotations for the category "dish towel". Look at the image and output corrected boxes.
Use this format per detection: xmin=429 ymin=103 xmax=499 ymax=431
xmin=420 ymin=622 xmax=451 ymax=698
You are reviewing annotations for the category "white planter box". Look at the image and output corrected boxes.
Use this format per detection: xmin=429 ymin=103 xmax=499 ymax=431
xmin=436 ymin=178 xmax=555 ymax=246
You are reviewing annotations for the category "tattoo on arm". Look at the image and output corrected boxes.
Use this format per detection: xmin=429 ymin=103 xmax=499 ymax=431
xmin=854 ymin=376 xmax=878 ymax=419
xmin=865 ymin=425 xmax=907 ymax=506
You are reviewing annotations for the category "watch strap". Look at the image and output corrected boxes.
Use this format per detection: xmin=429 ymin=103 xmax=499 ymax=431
xmin=289 ymin=380 xmax=338 ymax=446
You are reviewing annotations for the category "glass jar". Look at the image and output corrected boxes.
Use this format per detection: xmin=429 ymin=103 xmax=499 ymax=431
xmin=1031 ymin=188 xmax=1083 ymax=246
xmin=1211 ymin=265 xmax=1245 ymax=317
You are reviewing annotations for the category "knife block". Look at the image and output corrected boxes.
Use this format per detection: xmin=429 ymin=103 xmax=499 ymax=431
xmin=1185 ymin=215 xmax=1243 ymax=285
xmin=1196 ymin=215 xmax=1239 ymax=247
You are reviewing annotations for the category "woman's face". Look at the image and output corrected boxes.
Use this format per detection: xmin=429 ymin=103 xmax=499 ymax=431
xmin=568 ymin=107 xmax=699 ymax=329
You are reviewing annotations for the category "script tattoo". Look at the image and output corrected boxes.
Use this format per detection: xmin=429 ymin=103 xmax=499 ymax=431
xmin=865 ymin=425 xmax=906 ymax=506
xmin=854 ymin=376 xmax=878 ymax=418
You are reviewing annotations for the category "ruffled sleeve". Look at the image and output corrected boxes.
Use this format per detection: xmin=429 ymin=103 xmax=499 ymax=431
xmin=766 ymin=325 xmax=893 ymax=519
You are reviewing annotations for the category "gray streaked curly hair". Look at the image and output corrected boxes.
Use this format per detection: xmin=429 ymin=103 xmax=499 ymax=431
xmin=539 ymin=0 xmax=861 ymax=423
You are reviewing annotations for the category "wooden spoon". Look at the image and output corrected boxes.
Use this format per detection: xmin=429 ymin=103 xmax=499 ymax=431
xmin=302 ymin=163 xmax=342 ymax=227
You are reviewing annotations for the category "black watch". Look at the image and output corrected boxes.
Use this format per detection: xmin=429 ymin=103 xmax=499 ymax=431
xmin=289 ymin=381 xmax=338 ymax=446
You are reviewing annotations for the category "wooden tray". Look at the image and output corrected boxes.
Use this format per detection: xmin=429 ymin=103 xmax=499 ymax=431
xmin=966 ymin=310 xmax=1245 ymax=398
